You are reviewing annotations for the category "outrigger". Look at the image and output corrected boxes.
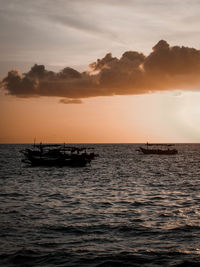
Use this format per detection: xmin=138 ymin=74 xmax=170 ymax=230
xmin=138 ymin=143 xmax=178 ymax=155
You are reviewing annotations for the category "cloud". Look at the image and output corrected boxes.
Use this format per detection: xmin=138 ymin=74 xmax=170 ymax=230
xmin=2 ymin=40 xmax=200 ymax=103
xmin=59 ymin=98 xmax=82 ymax=104
xmin=49 ymin=14 xmax=117 ymax=39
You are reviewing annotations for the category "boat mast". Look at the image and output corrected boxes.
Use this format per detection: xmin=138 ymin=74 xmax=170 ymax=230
xmin=146 ymin=141 xmax=149 ymax=150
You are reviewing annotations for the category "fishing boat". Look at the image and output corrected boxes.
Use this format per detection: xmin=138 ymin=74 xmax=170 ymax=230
xmin=21 ymin=143 xmax=98 ymax=167
xmin=138 ymin=143 xmax=178 ymax=155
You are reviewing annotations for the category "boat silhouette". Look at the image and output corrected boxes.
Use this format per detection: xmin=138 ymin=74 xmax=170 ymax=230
xmin=21 ymin=143 xmax=98 ymax=167
xmin=138 ymin=143 xmax=178 ymax=155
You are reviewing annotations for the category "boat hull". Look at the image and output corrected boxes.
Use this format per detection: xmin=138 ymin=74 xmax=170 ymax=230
xmin=139 ymin=147 xmax=178 ymax=155
xmin=23 ymin=154 xmax=89 ymax=167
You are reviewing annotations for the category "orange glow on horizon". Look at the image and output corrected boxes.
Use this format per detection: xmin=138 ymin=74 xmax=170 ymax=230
xmin=1 ymin=92 xmax=200 ymax=144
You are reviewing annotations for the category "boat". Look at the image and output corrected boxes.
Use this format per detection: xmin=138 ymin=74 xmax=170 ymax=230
xmin=138 ymin=143 xmax=178 ymax=155
xmin=21 ymin=143 xmax=98 ymax=167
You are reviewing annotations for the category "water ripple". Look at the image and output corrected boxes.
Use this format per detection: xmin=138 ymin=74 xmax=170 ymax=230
xmin=0 ymin=144 xmax=200 ymax=266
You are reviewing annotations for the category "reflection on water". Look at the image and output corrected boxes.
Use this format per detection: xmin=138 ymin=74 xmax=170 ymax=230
xmin=0 ymin=144 xmax=200 ymax=266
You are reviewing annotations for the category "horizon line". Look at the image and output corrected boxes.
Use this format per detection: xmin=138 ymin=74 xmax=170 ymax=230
xmin=1 ymin=142 xmax=200 ymax=145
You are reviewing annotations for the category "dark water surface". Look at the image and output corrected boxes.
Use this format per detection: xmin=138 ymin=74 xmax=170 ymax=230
xmin=0 ymin=144 xmax=200 ymax=267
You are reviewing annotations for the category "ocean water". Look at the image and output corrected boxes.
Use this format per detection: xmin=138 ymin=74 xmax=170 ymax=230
xmin=0 ymin=144 xmax=200 ymax=267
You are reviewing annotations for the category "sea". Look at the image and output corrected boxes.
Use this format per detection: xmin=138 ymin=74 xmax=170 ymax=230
xmin=0 ymin=144 xmax=200 ymax=267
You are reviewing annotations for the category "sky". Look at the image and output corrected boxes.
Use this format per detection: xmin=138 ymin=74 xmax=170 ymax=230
xmin=1 ymin=0 xmax=200 ymax=143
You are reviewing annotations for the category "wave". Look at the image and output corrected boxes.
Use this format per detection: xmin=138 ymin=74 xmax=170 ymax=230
xmin=1 ymin=249 xmax=200 ymax=267
xmin=0 ymin=249 xmax=74 ymax=267
xmin=0 ymin=193 xmax=24 ymax=197
xmin=41 ymin=223 xmax=158 ymax=236
xmin=2 ymin=221 xmax=160 ymax=243
xmin=170 ymin=224 xmax=200 ymax=232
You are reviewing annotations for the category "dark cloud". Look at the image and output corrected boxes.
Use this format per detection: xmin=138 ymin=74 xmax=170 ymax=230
xmin=144 ymin=40 xmax=200 ymax=75
xmin=59 ymin=98 xmax=82 ymax=104
xmin=89 ymin=53 xmax=118 ymax=71
xmin=2 ymin=40 xmax=200 ymax=103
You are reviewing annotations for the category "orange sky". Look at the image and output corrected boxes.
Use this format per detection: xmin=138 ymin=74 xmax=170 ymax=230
xmin=1 ymin=1 xmax=200 ymax=143
xmin=1 ymin=91 xmax=200 ymax=143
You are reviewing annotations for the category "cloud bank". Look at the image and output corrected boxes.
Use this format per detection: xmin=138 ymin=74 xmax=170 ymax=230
xmin=2 ymin=40 xmax=200 ymax=103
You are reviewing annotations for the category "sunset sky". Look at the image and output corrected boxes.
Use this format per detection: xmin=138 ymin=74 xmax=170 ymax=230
xmin=1 ymin=0 xmax=200 ymax=143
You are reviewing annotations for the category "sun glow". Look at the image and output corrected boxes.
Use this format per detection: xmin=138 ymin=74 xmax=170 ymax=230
xmin=177 ymin=92 xmax=200 ymax=140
